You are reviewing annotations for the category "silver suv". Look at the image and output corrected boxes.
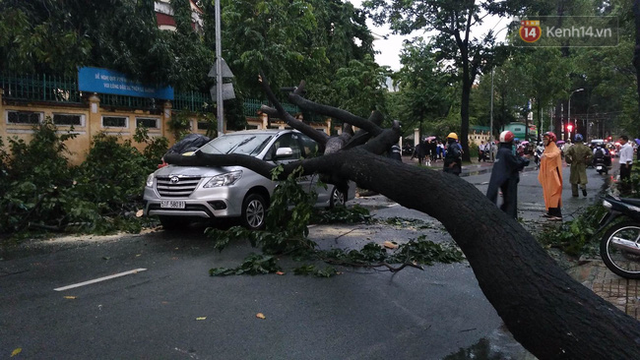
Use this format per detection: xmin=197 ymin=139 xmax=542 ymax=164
xmin=143 ymin=129 xmax=355 ymax=230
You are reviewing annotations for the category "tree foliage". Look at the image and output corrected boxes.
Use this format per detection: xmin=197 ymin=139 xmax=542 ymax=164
xmin=363 ymin=0 xmax=526 ymax=160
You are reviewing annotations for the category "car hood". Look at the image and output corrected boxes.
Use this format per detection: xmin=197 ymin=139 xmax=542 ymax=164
xmin=154 ymin=164 xmax=244 ymax=177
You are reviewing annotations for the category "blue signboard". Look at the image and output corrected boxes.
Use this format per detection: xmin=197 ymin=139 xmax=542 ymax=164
xmin=78 ymin=67 xmax=174 ymax=100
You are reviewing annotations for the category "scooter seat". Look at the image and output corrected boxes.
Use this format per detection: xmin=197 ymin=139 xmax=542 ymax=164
xmin=620 ymin=197 xmax=640 ymax=207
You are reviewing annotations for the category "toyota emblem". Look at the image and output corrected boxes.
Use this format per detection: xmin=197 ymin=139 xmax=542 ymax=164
xmin=170 ymin=176 xmax=180 ymax=184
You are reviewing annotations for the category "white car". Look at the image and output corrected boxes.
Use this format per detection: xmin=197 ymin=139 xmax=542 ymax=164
xmin=143 ymin=129 xmax=355 ymax=230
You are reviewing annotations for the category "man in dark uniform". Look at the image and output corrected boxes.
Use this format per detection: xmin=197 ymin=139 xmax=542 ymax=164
xmin=486 ymin=130 xmax=529 ymax=219
xmin=443 ymin=132 xmax=463 ymax=175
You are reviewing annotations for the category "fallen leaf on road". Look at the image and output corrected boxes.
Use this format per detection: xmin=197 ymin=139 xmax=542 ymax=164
xmin=276 ymin=271 xmax=285 ymax=276
xmin=256 ymin=313 xmax=266 ymax=319
xmin=11 ymin=348 xmax=22 ymax=357
xmin=383 ymin=241 xmax=398 ymax=249
xmin=63 ymin=296 xmax=77 ymax=299
xmin=136 ymin=209 xmax=144 ymax=217
xmin=196 ymin=317 xmax=207 ymax=321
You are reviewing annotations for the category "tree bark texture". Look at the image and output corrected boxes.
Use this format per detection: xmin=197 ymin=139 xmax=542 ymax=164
xmin=168 ymin=77 xmax=640 ymax=358
xmin=171 ymin=145 xmax=640 ymax=359
xmin=331 ymin=150 xmax=640 ymax=359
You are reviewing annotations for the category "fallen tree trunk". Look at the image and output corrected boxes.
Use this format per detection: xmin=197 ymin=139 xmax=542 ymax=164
xmin=167 ymin=76 xmax=640 ymax=358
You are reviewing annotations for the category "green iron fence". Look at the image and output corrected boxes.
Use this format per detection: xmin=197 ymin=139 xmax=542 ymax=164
xmin=173 ymin=91 xmax=214 ymax=113
xmin=0 ymin=73 xmax=303 ymax=117
xmin=0 ymin=73 xmax=82 ymax=104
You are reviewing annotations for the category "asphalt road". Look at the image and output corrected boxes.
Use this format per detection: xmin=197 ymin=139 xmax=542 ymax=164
xmin=0 ymin=161 xmax=611 ymax=360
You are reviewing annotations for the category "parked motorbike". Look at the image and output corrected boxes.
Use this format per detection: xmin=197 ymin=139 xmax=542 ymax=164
xmin=596 ymin=194 xmax=640 ymax=279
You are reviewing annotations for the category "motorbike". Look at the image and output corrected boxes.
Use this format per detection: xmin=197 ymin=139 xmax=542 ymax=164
xmin=593 ymin=156 xmax=608 ymax=175
xmin=596 ymin=194 xmax=640 ymax=279
xmin=534 ymin=147 xmax=543 ymax=169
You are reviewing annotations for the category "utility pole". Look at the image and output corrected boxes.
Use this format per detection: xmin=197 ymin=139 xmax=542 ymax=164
xmin=215 ymin=0 xmax=223 ymax=136
xmin=567 ymin=88 xmax=584 ymax=141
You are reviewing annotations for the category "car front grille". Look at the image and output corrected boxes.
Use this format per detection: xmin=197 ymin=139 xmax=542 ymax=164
xmin=156 ymin=176 xmax=202 ymax=197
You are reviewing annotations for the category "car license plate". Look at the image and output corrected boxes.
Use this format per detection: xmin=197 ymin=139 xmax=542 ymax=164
xmin=161 ymin=200 xmax=186 ymax=209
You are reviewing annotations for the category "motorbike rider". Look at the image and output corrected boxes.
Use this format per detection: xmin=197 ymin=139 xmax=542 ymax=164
xmin=593 ymin=143 xmax=611 ymax=167
xmin=486 ymin=131 xmax=530 ymax=218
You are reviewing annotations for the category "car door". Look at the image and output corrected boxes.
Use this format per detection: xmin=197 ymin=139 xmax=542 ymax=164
xmin=296 ymin=132 xmax=330 ymax=202
xmin=265 ymin=132 xmax=314 ymax=191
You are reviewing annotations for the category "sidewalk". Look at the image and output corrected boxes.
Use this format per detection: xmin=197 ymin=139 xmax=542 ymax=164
xmin=400 ymin=156 xmax=523 ymax=177
xmin=568 ymin=260 xmax=640 ymax=320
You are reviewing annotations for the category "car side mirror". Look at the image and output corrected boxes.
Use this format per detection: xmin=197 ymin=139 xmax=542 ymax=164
xmin=275 ymin=147 xmax=293 ymax=159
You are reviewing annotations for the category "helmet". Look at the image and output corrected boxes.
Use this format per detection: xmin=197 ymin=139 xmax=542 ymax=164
xmin=499 ymin=130 xmax=515 ymax=143
xmin=543 ymin=131 xmax=557 ymax=142
xmin=447 ymin=132 xmax=458 ymax=140
xmin=574 ymin=133 xmax=584 ymax=142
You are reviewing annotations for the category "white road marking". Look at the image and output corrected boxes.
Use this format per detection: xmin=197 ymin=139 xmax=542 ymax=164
xmin=54 ymin=268 xmax=147 ymax=291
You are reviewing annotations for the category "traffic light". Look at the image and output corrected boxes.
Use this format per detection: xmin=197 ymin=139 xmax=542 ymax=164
xmin=567 ymin=124 xmax=574 ymax=132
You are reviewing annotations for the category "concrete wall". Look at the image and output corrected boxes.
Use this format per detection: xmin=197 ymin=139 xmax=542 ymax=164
xmin=0 ymin=90 xmax=332 ymax=165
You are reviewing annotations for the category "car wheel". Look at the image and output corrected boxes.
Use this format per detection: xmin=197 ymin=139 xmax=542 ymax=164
xmin=329 ymin=186 xmax=346 ymax=208
xmin=241 ymin=193 xmax=267 ymax=230
xmin=159 ymin=216 xmax=186 ymax=231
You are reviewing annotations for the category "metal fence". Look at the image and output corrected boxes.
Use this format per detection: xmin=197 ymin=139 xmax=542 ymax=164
xmin=0 ymin=73 xmax=83 ymax=104
xmin=0 ymin=73 xmax=301 ymax=117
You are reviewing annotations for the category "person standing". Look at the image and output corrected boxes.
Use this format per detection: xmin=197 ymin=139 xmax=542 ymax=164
xmin=619 ymin=135 xmax=634 ymax=185
xmin=486 ymin=131 xmax=529 ymax=218
xmin=478 ymin=141 xmax=486 ymax=162
xmin=564 ymin=134 xmax=592 ymax=197
xmin=388 ymin=142 xmax=402 ymax=162
xmin=538 ymin=131 xmax=563 ymax=221
xmin=443 ymin=132 xmax=463 ymax=176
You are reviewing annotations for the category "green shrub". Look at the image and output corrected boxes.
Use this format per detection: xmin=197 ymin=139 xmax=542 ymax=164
xmin=0 ymin=119 xmax=77 ymax=233
xmin=0 ymin=121 xmax=167 ymax=237
xmin=537 ymin=204 xmax=605 ymax=257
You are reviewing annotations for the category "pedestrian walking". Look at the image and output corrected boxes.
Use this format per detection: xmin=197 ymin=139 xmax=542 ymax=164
xmin=437 ymin=140 xmax=445 ymax=160
xmin=619 ymin=135 xmax=634 ymax=189
xmin=443 ymin=132 xmax=462 ymax=176
xmin=538 ymin=131 xmax=563 ymax=221
xmin=411 ymin=139 xmax=427 ymax=165
xmin=486 ymin=131 xmax=529 ymax=219
xmin=427 ymin=139 xmax=437 ymax=166
xmin=564 ymin=134 xmax=592 ymax=197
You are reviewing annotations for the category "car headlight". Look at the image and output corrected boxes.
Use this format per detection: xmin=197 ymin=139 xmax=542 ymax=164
xmin=203 ymin=170 xmax=243 ymax=188
xmin=146 ymin=174 xmax=154 ymax=187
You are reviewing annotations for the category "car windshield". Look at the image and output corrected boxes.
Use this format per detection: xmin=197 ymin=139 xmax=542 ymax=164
xmin=198 ymin=134 xmax=273 ymax=156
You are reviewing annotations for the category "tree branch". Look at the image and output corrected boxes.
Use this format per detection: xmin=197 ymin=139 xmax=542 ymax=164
xmin=258 ymin=72 xmax=329 ymax=146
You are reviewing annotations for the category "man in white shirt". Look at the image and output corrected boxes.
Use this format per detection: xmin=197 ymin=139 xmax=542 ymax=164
xmin=618 ymin=135 xmax=634 ymax=184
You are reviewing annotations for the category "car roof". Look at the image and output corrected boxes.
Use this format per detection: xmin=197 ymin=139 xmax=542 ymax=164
xmin=223 ymin=129 xmax=296 ymax=136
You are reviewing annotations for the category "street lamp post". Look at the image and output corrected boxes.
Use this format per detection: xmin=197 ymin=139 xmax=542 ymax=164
xmin=587 ymin=104 xmax=598 ymax=140
xmin=567 ymin=88 xmax=584 ymax=141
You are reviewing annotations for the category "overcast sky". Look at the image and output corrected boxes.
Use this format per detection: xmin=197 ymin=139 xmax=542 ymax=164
xmin=345 ymin=0 xmax=511 ymax=70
